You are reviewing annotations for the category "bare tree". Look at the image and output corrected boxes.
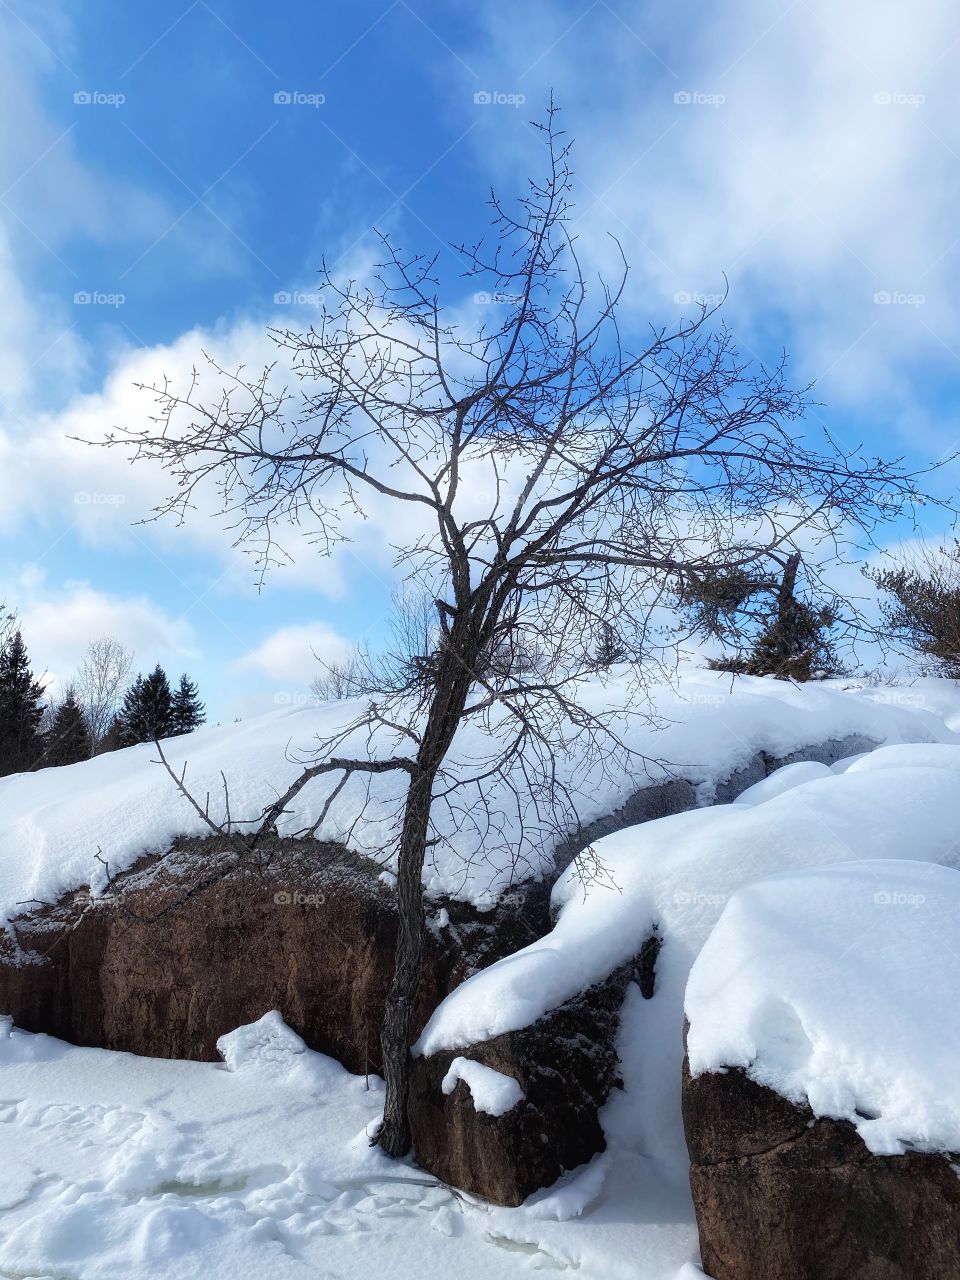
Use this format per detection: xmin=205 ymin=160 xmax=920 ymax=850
xmin=310 ymin=588 xmax=437 ymax=702
xmin=90 ymin=109 xmax=936 ymax=1155
xmin=76 ymin=636 xmax=134 ymax=756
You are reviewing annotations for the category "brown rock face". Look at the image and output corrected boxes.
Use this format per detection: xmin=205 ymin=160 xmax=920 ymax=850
xmin=408 ymin=940 xmax=658 ymax=1206
xmin=683 ymin=1060 xmax=960 ymax=1280
xmin=0 ymin=837 xmax=550 ymax=1076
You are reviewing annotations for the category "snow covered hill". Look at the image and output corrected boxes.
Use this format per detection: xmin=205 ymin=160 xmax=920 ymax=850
xmin=1 ymin=667 xmax=957 ymax=923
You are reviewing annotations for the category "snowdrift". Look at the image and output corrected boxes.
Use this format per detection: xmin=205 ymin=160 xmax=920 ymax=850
xmin=1 ymin=668 xmax=957 ymax=923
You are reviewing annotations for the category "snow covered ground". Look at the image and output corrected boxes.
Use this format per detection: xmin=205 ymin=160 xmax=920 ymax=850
xmin=0 ymin=1012 xmax=704 ymax=1280
xmin=0 ymin=667 xmax=957 ymax=922
xmin=3 ymin=672 xmax=960 ymax=1278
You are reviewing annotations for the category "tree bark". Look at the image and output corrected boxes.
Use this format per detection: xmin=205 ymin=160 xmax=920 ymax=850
xmin=376 ymin=765 xmax=436 ymax=1156
xmin=377 ymin=637 xmax=478 ymax=1157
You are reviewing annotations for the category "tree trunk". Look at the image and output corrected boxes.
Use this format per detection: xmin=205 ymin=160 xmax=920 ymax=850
xmin=376 ymin=633 xmax=478 ymax=1157
xmin=377 ymin=765 xmax=436 ymax=1156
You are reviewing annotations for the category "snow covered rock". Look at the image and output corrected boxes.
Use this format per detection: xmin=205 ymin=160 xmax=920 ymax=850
xmin=0 ymin=836 xmax=550 ymax=1073
xmin=683 ymin=861 xmax=960 ymax=1280
xmin=408 ymin=949 xmax=655 ymax=1206
xmin=0 ymin=667 xmax=952 ymax=923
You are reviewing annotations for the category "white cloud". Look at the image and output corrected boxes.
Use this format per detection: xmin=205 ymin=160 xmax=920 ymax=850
xmin=236 ymin=621 xmax=353 ymax=683
xmin=3 ymin=567 xmax=197 ymax=694
xmin=467 ymin=0 xmax=960 ymax=452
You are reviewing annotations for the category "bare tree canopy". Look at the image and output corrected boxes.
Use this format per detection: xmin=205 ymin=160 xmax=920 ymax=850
xmin=76 ymin=636 xmax=134 ymax=756
xmin=90 ymin=107 xmax=942 ymax=1156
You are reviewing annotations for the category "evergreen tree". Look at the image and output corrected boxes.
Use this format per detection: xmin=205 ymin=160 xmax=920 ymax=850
xmin=592 ymin=622 xmax=628 ymax=670
xmin=97 ymin=711 xmax=126 ymax=754
xmin=682 ymin=553 xmax=840 ymax=681
xmin=44 ymin=691 xmax=91 ymax=766
xmin=868 ymin=543 xmax=960 ymax=678
xmin=118 ymin=675 xmax=145 ymax=746
xmin=119 ymin=666 xmax=174 ymax=745
xmin=0 ymin=630 xmax=45 ymax=775
xmin=170 ymin=673 xmax=205 ymax=735
xmin=716 ymin=554 xmax=840 ymax=680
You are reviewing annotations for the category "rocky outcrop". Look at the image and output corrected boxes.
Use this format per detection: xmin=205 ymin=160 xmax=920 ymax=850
xmin=683 ymin=1059 xmax=960 ymax=1280
xmin=408 ymin=937 xmax=659 ymax=1206
xmin=0 ymin=836 xmax=551 ymax=1074
xmin=552 ymin=733 xmax=877 ymax=873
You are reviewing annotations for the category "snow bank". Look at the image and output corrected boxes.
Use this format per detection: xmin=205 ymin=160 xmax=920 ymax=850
xmin=416 ymin=748 xmax=960 ymax=1056
xmin=732 ymin=759 xmax=831 ymax=805
xmin=441 ymin=1057 xmax=524 ymax=1116
xmin=686 ymin=860 xmax=960 ymax=1156
xmin=0 ymin=668 xmax=955 ymax=921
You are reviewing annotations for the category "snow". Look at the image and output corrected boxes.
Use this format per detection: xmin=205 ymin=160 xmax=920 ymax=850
xmin=685 ymin=860 xmax=960 ymax=1156
xmin=416 ymin=749 xmax=960 ymax=1058
xmin=0 ymin=1013 xmax=701 ymax=1279
xmin=441 ymin=1057 xmax=524 ymax=1116
xmin=0 ymin=666 xmax=957 ymax=922
xmin=3 ymin=674 xmax=960 ymax=1276
xmin=415 ymin=742 xmax=960 ymax=1185
xmin=732 ymin=759 xmax=831 ymax=804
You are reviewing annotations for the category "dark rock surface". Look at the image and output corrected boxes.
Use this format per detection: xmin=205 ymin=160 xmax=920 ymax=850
xmin=0 ymin=836 xmax=551 ymax=1074
xmin=408 ymin=942 xmax=658 ymax=1206
xmin=683 ymin=1058 xmax=960 ymax=1280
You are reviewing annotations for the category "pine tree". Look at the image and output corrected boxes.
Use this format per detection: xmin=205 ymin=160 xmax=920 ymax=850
xmin=592 ymin=622 xmax=628 ymax=670
xmin=118 ymin=666 xmax=174 ymax=745
xmin=683 ymin=553 xmax=840 ymax=681
xmin=170 ymin=673 xmax=205 ymax=735
xmin=118 ymin=675 xmax=145 ymax=746
xmin=0 ymin=630 xmax=45 ymax=775
xmin=97 ymin=711 xmax=126 ymax=754
xmin=44 ymin=691 xmax=92 ymax=766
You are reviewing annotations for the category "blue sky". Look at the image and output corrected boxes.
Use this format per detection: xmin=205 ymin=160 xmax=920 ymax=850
xmin=2 ymin=0 xmax=960 ymax=719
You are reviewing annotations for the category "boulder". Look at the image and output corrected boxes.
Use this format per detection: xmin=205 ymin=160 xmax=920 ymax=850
xmin=0 ymin=835 xmax=550 ymax=1074
xmin=408 ymin=939 xmax=658 ymax=1206
xmin=683 ymin=1059 xmax=960 ymax=1280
